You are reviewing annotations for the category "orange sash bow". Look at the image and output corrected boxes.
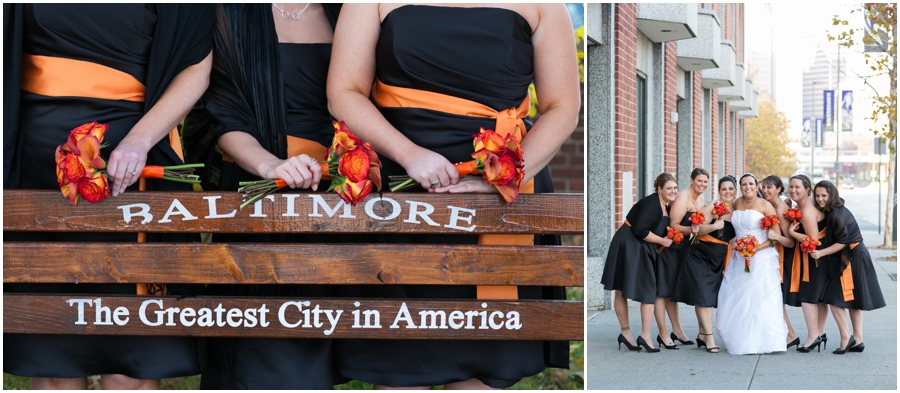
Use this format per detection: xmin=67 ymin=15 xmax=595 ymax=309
xmin=372 ymin=79 xmax=533 ymax=300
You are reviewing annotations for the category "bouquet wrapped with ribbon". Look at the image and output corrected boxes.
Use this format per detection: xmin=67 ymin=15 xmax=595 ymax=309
xmin=711 ymin=201 xmax=731 ymax=237
xmin=238 ymin=121 xmax=382 ymax=210
xmin=689 ymin=211 xmax=706 ymax=245
xmin=734 ymin=235 xmax=759 ymax=272
xmin=800 ymin=236 xmax=822 ymax=267
xmin=55 ymin=122 xmax=202 ymax=205
xmin=657 ymin=226 xmax=684 ymax=254
xmin=784 ymin=207 xmax=802 ymax=225
xmin=389 ymin=127 xmax=525 ymax=204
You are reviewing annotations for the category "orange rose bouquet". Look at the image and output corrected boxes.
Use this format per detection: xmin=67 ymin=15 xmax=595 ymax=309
xmin=389 ymin=128 xmax=525 ymax=204
xmin=55 ymin=122 xmax=203 ymax=205
xmin=689 ymin=211 xmax=706 ymax=244
xmin=711 ymin=201 xmax=731 ymax=236
xmin=759 ymin=214 xmax=780 ymax=247
xmin=734 ymin=235 xmax=759 ymax=272
xmin=800 ymin=236 xmax=822 ymax=267
xmin=784 ymin=208 xmax=802 ymax=225
xmin=238 ymin=121 xmax=382 ymax=210
xmin=657 ymin=226 xmax=684 ymax=254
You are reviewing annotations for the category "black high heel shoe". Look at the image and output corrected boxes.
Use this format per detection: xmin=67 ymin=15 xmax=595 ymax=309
xmin=657 ymin=335 xmax=679 ymax=350
xmin=618 ymin=334 xmax=640 ymax=351
xmin=849 ymin=340 xmax=865 ymax=353
xmin=833 ymin=335 xmax=856 ymax=355
xmin=636 ymin=336 xmax=660 ymax=353
xmin=671 ymin=332 xmax=695 ymax=346
xmin=786 ymin=337 xmax=800 ymax=348
xmin=797 ymin=336 xmax=822 ymax=353
xmin=697 ymin=332 xmax=719 ymax=353
xmin=820 ymin=333 xmax=828 ymax=350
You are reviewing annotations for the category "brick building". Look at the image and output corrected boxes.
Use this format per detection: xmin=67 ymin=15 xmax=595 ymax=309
xmin=586 ymin=4 xmax=760 ymax=309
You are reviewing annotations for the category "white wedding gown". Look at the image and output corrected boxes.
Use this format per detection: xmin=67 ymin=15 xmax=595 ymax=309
xmin=715 ymin=209 xmax=787 ymax=355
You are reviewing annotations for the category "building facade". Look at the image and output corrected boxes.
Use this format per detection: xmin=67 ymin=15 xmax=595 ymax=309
xmin=586 ymin=3 xmax=759 ymax=309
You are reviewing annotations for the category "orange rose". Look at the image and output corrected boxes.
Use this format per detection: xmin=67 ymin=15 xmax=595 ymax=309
xmin=60 ymin=180 xmax=80 ymax=205
xmin=76 ymin=135 xmax=106 ymax=170
xmin=70 ymin=121 xmax=107 ymax=143
xmin=335 ymin=179 xmax=372 ymax=206
xmin=77 ymin=171 xmax=111 ymax=204
xmin=473 ymin=128 xmax=507 ymax=153
xmin=338 ymin=148 xmax=370 ymax=182
xmin=61 ymin=153 xmax=87 ymax=183
xmin=330 ymin=121 xmax=362 ymax=157
xmin=362 ymin=142 xmax=382 ymax=191
xmin=483 ymin=154 xmax=517 ymax=186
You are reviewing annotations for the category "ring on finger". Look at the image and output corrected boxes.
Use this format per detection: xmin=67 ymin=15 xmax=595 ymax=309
xmin=307 ymin=157 xmax=318 ymax=168
xmin=430 ymin=180 xmax=440 ymax=188
xmin=126 ymin=170 xmax=137 ymax=176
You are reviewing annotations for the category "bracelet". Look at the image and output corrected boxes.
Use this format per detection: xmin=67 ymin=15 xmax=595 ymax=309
xmin=262 ymin=159 xmax=284 ymax=179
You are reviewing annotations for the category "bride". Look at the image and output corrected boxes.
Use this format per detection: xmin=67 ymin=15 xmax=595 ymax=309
xmin=716 ymin=173 xmax=788 ymax=354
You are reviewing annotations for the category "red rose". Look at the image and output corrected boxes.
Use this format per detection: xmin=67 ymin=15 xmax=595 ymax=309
xmin=77 ymin=171 xmax=111 ymax=203
xmin=338 ymin=148 xmax=370 ymax=182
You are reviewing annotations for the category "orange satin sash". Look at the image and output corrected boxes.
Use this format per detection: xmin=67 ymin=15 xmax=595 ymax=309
xmin=839 ymin=243 xmax=858 ymax=301
xmin=790 ymin=227 xmax=827 ymax=293
xmin=21 ymin=54 xmax=183 ymax=162
xmin=222 ymin=136 xmax=328 ymax=165
xmin=372 ymin=79 xmax=533 ymax=300
xmin=698 ymin=234 xmax=734 ymax=273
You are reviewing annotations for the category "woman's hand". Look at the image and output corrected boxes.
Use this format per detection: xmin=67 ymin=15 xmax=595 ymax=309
xmin=269 ymin=154 xmax=322 ymax=190
xmin=400 ymin=147 xmax=459 ymax=190
xmin=106 ymin=137 xmax=152 ymax=196
xmin=713 ymin=220 xmax=725 ymax=230
xmin=789 ymin=222 xmax=800 ymax=234
xmin=809 ymin=250 xmax=821 ymax=259
xmin=432 ymin=175 xmax=495 ymax=194
xmin=767 ymin=229 xmax=780 ymax=243
xmin=660 ymin=237 xmax=674 ymax=248
xmin=691 ymin=224 xmax=700 ymax=234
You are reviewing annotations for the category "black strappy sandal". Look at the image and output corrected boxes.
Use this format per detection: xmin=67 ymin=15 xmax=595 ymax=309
xmin=697 ymin=332 xmax=719 ymax=353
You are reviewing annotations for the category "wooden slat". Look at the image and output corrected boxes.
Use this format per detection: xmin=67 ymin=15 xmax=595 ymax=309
xmin=4 ymin=190 xmax=583 ymax=234
xmin=4 ymin=295 xmax=584 ymax=341
xmin=4 ymin=243 xmax=583 ymax=286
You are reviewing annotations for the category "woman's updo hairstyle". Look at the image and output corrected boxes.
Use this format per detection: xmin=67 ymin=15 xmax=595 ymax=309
xmin=719 ymin=175 xmax=736 ymax=190
xmin=654 ymin=172 xmax=677 ymax=190
xmin=790 ymin=174 xmax=813 ymax=195
xmin=761 ymin=175 xmax=785 ymax=196
xmin=691 ymin=167 xmax=710 ymax=180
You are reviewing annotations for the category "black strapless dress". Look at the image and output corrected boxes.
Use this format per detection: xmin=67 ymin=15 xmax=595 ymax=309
xmin=332 ymin=5 xmax=565 ymax=388
xmin=199 ymin=43 xmax=337 ymax=389
xmin=656 ymin=214 xmax=692 ymax=298
xmin=797 ymin=220 xmax=829 ymax=303
xmin=671 ymin=221 xmax=736 ymax=307
xmin=4 ymin=4 xmax=204 ymax=379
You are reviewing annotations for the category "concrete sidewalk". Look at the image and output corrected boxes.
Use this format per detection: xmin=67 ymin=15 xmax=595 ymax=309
xmin=586 ymin=231 xmax=897 ymax=390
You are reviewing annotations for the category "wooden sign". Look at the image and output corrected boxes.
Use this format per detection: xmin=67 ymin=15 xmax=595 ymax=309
xmin=4 ymin=190 xmax=583 ymax=234
xmin=4 ymin=295 xmax=583 ymax=341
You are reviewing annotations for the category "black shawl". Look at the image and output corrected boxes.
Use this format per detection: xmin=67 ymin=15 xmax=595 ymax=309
xmin=192 ymin=4 xmax=341 ymax=180
xmin=2 ymin=4 xmax=215 ymax=189
xmin=823 ymin=206 xmax=865 ymax=281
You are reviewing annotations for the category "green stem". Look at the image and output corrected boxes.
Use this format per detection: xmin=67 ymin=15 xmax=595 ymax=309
xmin=162 ymin=163 xmax=205 ymax=170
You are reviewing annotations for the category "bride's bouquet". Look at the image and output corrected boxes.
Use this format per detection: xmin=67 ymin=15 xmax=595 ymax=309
xmin=734 ymin=235 xmax=759 ymax=272
xmin=657 ymin=226 xmax=684 ymax=254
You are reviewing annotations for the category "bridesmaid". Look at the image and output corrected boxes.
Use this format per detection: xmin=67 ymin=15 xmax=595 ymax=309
xmin=656 ymin=168 xmax=709 ymax=349
xmin=786 ymin=174 xmax=830 ymax=352
xmin=808 ymin=181 xmax=885 ymax=354
xmin=760 ymin=175 xmax=801 ymax=348
xmin=602 ymin=173 xmax=679 ymax=353
xmin=671 ymin=175 xmax=736 ymax=353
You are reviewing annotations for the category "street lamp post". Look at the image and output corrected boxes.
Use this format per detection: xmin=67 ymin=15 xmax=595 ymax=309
xmin=835 ymin=44 xmax=841 ymax=184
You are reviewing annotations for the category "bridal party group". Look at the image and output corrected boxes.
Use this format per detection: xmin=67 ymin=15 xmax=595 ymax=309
xmin=601 ymin=169 xmax=885 ymax=355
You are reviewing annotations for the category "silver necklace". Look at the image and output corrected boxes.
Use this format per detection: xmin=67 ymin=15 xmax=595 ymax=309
xmin=273 ymin=3 xmax=310 ymax=21
xmin=744 ymin=195 xmax=759 ymax=206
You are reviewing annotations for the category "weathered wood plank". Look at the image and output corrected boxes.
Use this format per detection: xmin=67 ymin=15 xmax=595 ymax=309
xmin=4 ymin=243 xmax=583 ymax=286
xmin=4 ymin=190 xmax=583 ymax=234
xmin=3 ymin=295 xmax=584 ymax=340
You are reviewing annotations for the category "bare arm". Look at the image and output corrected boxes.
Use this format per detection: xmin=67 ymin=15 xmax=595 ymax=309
xmin=217 ymin=131 xmax=321 ymax=190
xmin=770 ymin=203 xmax=796 ymax=247
xmin=108 ymin=51 xmax=213 ymax=196
xmin=326 ymin=4 xmax=458 ymax=190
